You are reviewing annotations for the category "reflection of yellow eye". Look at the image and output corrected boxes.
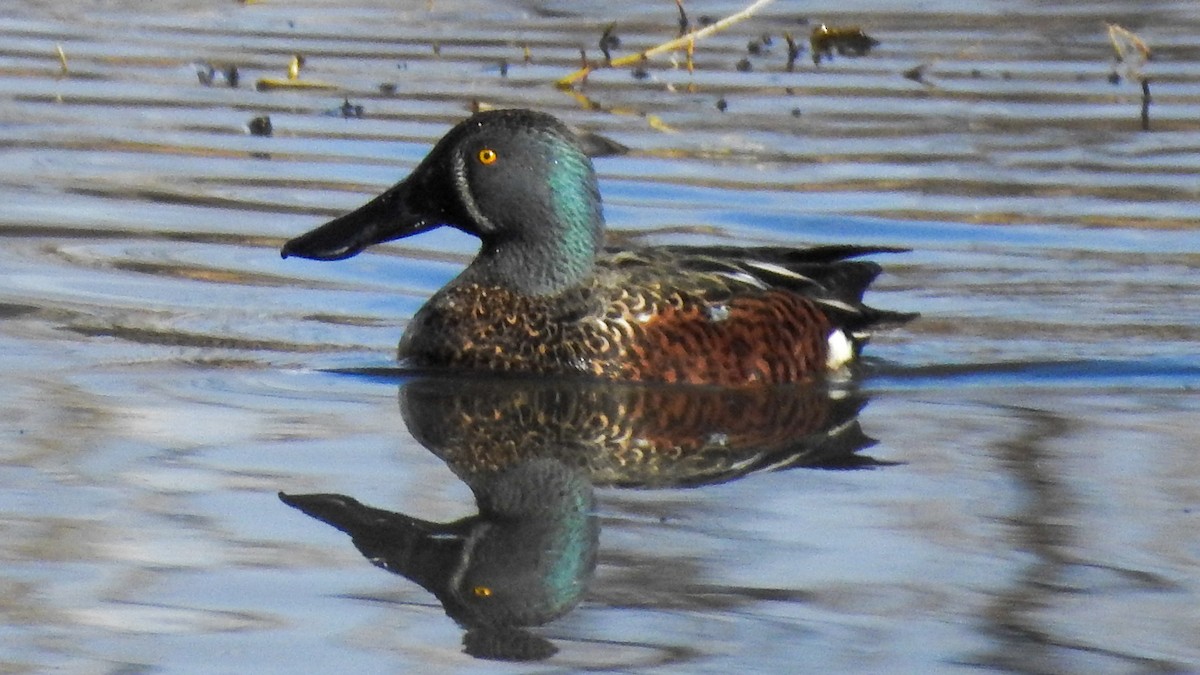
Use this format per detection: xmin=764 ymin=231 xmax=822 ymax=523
xmin=473 ymin=586 xmax=493 ymax=598
xmin=478 ymin=148 xmax=498 ymax=165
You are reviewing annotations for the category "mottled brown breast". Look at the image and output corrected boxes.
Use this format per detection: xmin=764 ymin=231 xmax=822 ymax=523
xmin=398 ymin=281 xmax=615 ymax=377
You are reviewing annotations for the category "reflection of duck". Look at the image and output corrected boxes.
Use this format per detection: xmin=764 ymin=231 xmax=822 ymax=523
xmin=282 ymin=109 xmax=914 ymax=385
xmin=282 ymin=377 xmax=882 ymax=661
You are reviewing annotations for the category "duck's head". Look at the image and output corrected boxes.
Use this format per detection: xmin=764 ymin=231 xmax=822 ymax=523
xmin=282 ymin=109 xmax=606 ymax=295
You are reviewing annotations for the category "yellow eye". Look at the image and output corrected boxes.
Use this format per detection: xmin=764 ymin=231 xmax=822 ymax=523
xmin=477 ymin=148 xmax=498 ymax=165
xmin=473 ymin=586 xmax=493 ymax=598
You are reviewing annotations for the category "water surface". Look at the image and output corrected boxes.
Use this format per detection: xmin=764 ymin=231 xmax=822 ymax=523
xmin=1 ymin=0 xmax=1198 ymax=671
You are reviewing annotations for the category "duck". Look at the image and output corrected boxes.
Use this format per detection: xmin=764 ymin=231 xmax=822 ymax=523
xmin=281 ymin=109 xmax=914 ymax=385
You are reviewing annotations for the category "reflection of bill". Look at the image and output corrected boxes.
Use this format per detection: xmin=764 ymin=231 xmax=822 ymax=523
xmin=281 ymin=376 xmax=887 ymax=661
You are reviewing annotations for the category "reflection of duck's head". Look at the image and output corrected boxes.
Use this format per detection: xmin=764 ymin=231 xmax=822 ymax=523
xmin=281 ymin=457 xmax=596 ymax=660
xmin=400 ymin=376 xmax=883 ymax=489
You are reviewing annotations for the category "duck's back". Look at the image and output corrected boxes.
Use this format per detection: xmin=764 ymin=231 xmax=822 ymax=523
xmin=399 ymin=245 xmax=914 ymax=385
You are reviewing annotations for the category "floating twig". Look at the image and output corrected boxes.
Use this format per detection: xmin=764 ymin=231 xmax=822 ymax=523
xmin=1106 ymin=23 xmax=1153 ymax=131
xmin=255 ymin=54 xmax=337 ymax=91
xmin=1107 ymin=23 xmax=1151 ymax=65
xmin=556 ymin=0 xmax=777 ymax=88
xmin=1106 ymin=22 xmax=1150 ymax=84
xmin=56 ymin=44 xmax=68 ymax=75
xmin=646 ymin=115 xmax=674 ymax=132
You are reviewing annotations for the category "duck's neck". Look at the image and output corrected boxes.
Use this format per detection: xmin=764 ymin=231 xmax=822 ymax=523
xmin=466 ymin=160 xmax=605 ymax=296
xmin=468 ymin=220 xmax=603 ymax=296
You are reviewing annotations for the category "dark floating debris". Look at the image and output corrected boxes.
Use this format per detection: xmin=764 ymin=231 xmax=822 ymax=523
xmin=337 ymin=98 xmax=364 ymax=118
xmin=599 ymin=22 xmax=620 ymax=66
xmin=698 ymin=15 xmax=715 ymax=27
xmin=902 ymin=64 xmax=926 ymax=82
xmin=379 ymin=82 xmax=397 ymax=95
xmin=632 ymin=55 xmax=649 ymax=80
xmin=247 ymin=115 xmax=272 ymax=137
xmin=735 ymin=57 xmax=752 ymax=72
xmin=790 ymin=107 xmax=802 ymax=117
xmin=745 ymin=33 xmax=772 ymax=57
xmin=196 ymin=63 xmax=240 ymax=87
xmin=1141 ymin=78 xmax=1152 ymax=132
xmin=716 ymin=96 xmax=728 ymax=112
xmin=577 ymin=48 xmax=589 ymax=85
xmin=498 ymin=59 xmax=509 ymax=77
xmin=674 ymin=0 xmax=689 ymax=35
xmin=784 ymin=32 xmax=802 ymax=71
xmin=810 ymin=24 xmax=879 ymax=65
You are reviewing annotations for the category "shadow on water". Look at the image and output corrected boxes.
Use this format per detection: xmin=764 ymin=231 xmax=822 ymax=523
xmin=281 ymin=375 xmax=885 ymax=661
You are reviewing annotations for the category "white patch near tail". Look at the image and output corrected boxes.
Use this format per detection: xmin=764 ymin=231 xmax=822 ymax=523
xmin=825 ymin=329 xmax=854 ymax=370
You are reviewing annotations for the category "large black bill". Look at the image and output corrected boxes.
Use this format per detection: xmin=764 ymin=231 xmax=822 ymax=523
xmin=280 ymin=178 xmax=438 ymax=261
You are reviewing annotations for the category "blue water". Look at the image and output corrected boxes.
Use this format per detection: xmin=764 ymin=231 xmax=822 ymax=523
xmin=1 ymin=0 xmax=1199 ymax=671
